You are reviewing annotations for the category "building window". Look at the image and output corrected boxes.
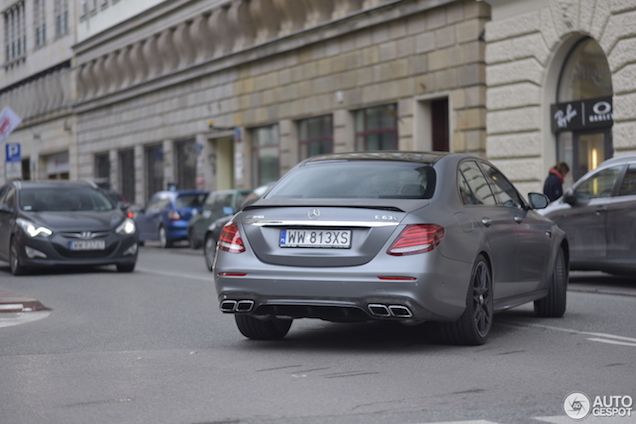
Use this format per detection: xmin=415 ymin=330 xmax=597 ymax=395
xmin=415 ymin=97 xmax=450 ymax=152
xmin=118 ymin=149 xmax=135 ymax=204
xmin=4 ymin=1 xmax=26 ymax=64
xmin=298 ymin=115 xmax=333 ymax=161
xmin=54 ymin=0 xmax=69 ymax=37
xmin=354 ymin=104 xmax=398 ymax=151
xmin=94 ymin=152 xmax=110 ymax=182
xmin=145 ymin=144 xmax=164 ymax=197
xmin=173 ymin=139 xmax=197 ymax=190
xmin=251 ymin=125 xmax=279 ymax=186
xmin=34 ymin=0 xmax=46 ymax=47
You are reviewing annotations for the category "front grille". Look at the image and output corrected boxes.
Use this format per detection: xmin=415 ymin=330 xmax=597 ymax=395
xmin=53 ymin=238 xmax=120 ymax=258
xmin=58 ymin=231 xmax=110 ymax=239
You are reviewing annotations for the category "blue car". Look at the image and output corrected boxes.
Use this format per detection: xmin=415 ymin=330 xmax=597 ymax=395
xmin=135 ymin=190 xmax=209 ymax=248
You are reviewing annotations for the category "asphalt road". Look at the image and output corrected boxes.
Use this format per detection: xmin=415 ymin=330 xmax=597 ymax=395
xmin=0 ymin=245 xmax=634 ymax=424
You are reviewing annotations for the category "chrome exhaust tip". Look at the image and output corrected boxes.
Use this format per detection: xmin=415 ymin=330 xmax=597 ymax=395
xmin=368 ymin=304 xmax=391 ymax=317
xmin=389 ymin=305 xmax=413 ymax=318
xmin=236 ymin=300 xmax=254 ymax=312
xmin=220 ymin=300 xmax=237 ymax=312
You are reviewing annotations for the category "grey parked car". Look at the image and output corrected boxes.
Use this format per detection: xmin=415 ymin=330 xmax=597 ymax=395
xmin=213 ymin=152 xmax=569 ymax=345
xmin=541 ymin=154 xmax=636 ymax=275
xmin=188 ymin=189 xmax=252 ymax=249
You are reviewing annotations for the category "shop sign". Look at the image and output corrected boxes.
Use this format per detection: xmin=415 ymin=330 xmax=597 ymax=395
xmin=551 ymin=96 xmax=613 ymax=133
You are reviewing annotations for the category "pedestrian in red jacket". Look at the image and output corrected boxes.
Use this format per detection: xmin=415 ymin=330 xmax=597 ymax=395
xmin=543 ymin=162 xmax=570 ymax=202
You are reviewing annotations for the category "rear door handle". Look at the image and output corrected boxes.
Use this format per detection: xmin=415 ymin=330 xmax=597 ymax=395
xmin=595 ymin=206 xmax=607 ymax=215
xmin=514 ymin=216 xmax=523 ymax=223
xmin=481 ymin=217 xmax=492 ymax=227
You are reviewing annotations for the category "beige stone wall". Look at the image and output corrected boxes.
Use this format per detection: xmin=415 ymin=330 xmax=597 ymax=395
xmin=485 ymin=0 xmax=636 ymax=195
xmin=73 ymin=0 xmax=490 ymax=203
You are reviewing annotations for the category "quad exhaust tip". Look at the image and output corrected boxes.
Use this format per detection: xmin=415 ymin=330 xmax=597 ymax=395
xmin=220 ymin=299 xmax=254 ymax=313
xmin=368 ymin=303 xmax=413 ymax=318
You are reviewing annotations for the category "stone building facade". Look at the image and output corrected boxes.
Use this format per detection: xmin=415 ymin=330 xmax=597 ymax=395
xmin=0 ymin=0 xmax=76 ymax=181
xmin=68 ymin=0 xmax=489 ymax=206
xmin=2 ymin=0 xmax=636 ymax=206
xmin=484 ymin=0 xmax=636 ymax=194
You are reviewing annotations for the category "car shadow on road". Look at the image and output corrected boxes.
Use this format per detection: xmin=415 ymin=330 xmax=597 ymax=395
xmin=230 ymin=318 xmax=524 ymax=353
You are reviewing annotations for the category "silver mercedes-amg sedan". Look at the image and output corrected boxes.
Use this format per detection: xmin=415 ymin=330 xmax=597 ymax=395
xmin=213 ymin=152 xmax=569 ymax=345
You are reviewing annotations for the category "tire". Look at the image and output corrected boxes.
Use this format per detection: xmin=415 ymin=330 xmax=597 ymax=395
xmin=235 ymin=314 xmax=292 ymax=340
xmin=438 ymin=254 xmax=493 ymax=345
xmin=159 ymin=226 xmax=173 ymax=248
xmin=188 ymin=229 xmax=201 ymax=249
xmin=534 ymin=247 xmax=567 ymax=317
xmin=9 ymin=237 xmax=28 ymax=276
xmin=203 ymin=233 xmax=217 ymax=271
xmin=117 ymin=262 xmax=136 ymax=273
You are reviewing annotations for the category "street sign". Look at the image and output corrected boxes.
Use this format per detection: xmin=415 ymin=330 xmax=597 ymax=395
xmin=6 ymin=142 xmax=20 ymax=162
xmin=5 ymin=142 xmax=22 ymax=180
xmin=0 ymin=106 xmax=22 ymax=143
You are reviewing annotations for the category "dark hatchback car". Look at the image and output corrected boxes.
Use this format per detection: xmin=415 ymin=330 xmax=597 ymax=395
xmin=214 ymin=152 xmax=568 ymax=345
xmin=134 ymin=190 xmax=209 ymax=248
xmin=541 ymin=154 xmax=636 ymax=275
xmin=0 ymin=180 xmax=138 ymax=275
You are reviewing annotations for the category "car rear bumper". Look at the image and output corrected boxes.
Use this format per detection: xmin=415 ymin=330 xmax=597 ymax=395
xmin=214 ymin=250 xmax=472 ymax=323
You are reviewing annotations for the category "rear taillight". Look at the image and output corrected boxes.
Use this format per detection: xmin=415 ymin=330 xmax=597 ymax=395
xmin=168 ymin=210 xmax=181 ymax=221
xmin=218 ymin=222 xmax=246 ymax=253
xmin=387 ymin=224 xmax=445 ymax=256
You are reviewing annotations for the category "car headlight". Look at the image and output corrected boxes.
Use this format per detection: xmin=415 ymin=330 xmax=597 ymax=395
xmin=116 ymin=218 xmax=136 ymax=235
xmin=16 ymin=218 xmax=53 ymax=238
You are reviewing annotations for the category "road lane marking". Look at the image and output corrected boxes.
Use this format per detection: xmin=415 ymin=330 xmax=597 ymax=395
xmin=0 ymin=311 xmax=50 ymax=328
xmin=136 ymin=267 xmax=213 ymax=282
xmin=504 ymin=322 xmax=636 ymax=348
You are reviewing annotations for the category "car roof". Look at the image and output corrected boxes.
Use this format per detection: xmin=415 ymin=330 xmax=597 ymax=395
xmin=301 ymin=151 xmax=453 ymax=166
xmin=10 ymin=180 xmax=100 ymax=190
xmin=598 ymin=154 xmax=636 ymax=166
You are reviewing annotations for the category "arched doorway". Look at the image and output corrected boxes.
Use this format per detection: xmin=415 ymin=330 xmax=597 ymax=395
xmin=550 ymin=37 xmax=613 ymax=181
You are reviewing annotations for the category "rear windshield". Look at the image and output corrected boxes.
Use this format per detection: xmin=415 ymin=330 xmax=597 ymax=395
xmin=267 ymin=161 xmax=435 ymax=199
xmin=175 ymin=193 xmax=207 ymax=208
xmin=19 ymin=187 xmax=115 ymax=212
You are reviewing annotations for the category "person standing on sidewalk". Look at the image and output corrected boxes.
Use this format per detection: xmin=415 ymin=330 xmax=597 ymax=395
xmin=543 ymin=162 xmax=570 ymax=202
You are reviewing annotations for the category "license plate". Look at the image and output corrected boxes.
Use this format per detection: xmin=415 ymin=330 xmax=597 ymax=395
xmin=279 ymin=229 xmax=351 ymax=248
xmin=69 ymin=240 xmax=106 ymax=250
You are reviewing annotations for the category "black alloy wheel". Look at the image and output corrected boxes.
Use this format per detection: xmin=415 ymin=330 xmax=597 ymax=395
xmin=438 ymin=254 xmax=493 ymax=345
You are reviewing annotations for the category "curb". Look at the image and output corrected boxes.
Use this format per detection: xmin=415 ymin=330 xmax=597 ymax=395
xmin=0 ymin=290 xmax=48 ymax=313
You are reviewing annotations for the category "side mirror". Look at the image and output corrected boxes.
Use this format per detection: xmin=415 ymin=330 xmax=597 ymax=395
xmin=563 ymin=188 xmax=577 ymax=206
xmin=0 ymin=203 xmax=14 ymax=214
xmin=117 ymin=201 xmax=130 ymax=211
xmin=527 ymin=192 xmax=549 ymax=210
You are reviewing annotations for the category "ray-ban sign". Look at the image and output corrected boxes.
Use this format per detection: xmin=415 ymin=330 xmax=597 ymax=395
xmin=551 ymin=96 xmax=613 ymax=133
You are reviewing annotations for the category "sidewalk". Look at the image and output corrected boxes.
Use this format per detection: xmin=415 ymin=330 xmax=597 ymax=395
xmin=0 ymin=290 xmax=48 ymax=313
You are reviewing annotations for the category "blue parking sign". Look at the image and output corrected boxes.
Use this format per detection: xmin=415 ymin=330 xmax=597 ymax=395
xmin=6 ymin=143 xmax=21 ymax=162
